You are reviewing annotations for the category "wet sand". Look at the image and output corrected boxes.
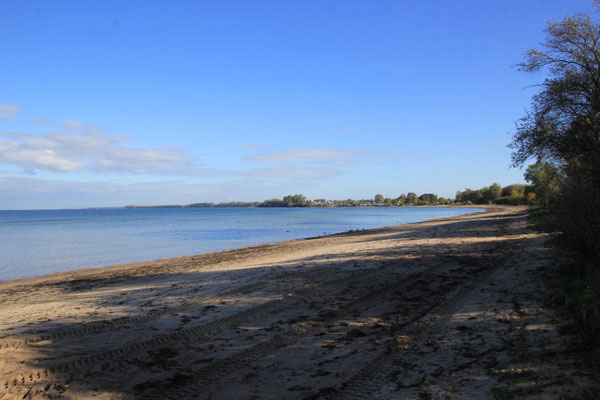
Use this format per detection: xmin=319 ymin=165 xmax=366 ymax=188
xmin=0 ymin=207 xmax=593 ymax=399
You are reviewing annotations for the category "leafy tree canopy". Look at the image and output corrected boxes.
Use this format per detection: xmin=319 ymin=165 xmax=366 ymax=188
xmin=510 ymin=4 xmax=600 ymax=254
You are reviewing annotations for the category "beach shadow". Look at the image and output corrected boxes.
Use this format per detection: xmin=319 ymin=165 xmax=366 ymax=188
xmin=0 ymin=208 xmax=547 ymax=399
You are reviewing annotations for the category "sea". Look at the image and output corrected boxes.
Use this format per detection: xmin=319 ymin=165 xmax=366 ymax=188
xmin=0 ymin=207 xmax=482 ymax=281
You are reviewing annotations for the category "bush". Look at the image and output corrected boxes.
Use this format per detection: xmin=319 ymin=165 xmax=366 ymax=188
xmin=560 ymin=258 xmax=600 ymax=371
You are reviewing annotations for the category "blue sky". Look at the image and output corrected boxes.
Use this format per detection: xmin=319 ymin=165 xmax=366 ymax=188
xmin=0 ymin=0 xmax=596 ymax=209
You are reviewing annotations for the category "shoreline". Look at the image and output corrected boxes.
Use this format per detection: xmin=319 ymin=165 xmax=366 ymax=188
xmin=1 ymin=205 xmax=590 ymax=399
xmin=0 ymin=203 xmax=492 ymax=211
xmin=0 ymin=205 xmax=489 ymax=286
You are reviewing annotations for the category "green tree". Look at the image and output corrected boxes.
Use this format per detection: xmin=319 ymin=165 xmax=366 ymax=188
xmin=482 ymin=183 xmax=502 ymax=203
xmin=501 ymin=184 xmax=526 ymax=197
xmin=471 ymin=190 xmax=483 ymax=204
xmin=261 ymin=198 xmax=284 ymax=207
xmin=456 ymin=184 xmax=502 ymax=204
xmin=419 ymin=193 xmax=438 ymax=204
xmin=406 ymin=192 xmax=418 ymax=205
xmin=510 ymin=7 xmax=600 ymax=254
xmin=510 ymin=12 xmax=600 ymax=170
xmin=455 ymin=189 xmax=471 ymax=204
xmin=281 ymin=194 xmax=308 ymax=207
xmin=374 ymin=194 xmax=384 ymax=203
xmin=498 ymin=184 xmax=527 ymax=205
xmin=524 ymin=161 xmax=562 ymax=207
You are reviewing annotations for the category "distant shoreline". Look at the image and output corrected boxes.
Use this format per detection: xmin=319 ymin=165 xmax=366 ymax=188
xmin=0 ymin=204 xmax=493 ymax=212
xmin=0 ymin=206 xmax=490 ymax=284
xmin=123 ymin=203 xmax=491 ymax=209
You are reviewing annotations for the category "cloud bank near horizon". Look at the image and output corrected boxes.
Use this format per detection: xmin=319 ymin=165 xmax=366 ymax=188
xmin=0 ymin=112 xmax=396 ymax=183
xmin=0 ymin=110 xmax=414 ymax=208
xmin=247 ymin=147 xmax=408 ymax=166
xmin=0 ymin=175 xmax=324 ymax=209
xmin=0 ymin=124 xmax=193 ymax=173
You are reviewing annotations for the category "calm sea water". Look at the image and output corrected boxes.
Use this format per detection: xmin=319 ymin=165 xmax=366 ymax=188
xmin=0 ymin=207 xmax=482 ymax=281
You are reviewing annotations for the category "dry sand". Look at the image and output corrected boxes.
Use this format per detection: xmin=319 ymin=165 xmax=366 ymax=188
xmin=0 ymin=207 xmax=594 ymax=399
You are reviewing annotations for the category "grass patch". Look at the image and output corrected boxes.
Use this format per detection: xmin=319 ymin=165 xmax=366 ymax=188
xmin=527 ymin=206 xmax=559 ymax=233
xmin=547 ymin=251 xmax=600 ymax=397
xmin=582 ymin=386 xmax=600 ymax=400
xmin=525 ymin=206 xmax=600 ymax=396
xmin=560 ymin=259 xmax=600 ymax=373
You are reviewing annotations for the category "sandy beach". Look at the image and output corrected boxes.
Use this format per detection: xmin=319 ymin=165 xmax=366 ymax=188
xmin=0 ymin=207 xmax=593 ymax=399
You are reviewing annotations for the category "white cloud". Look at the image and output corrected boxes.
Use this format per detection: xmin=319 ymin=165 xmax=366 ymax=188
xmin=0 ymin=128 xmax=346 ymax=182
xmin=0 ymin=104 xmax=22 ymax=120
xmin=248 ymin=147 xmax=408 ymax=166
xmin=239 ymin=144 xmax=271 ymax=150
xmin=61 ymin=120 xmax=86 ymax=130
xmin=152 ymin=165 xmax=340 ymax=181
xmin=150 ymin=167 xmax=226 ymax=177
xmin=249 ymin=148 xmax=356 ymax=165
xmin=34 ymin=117 xmax=52 ymax=125
xmin=0 ymin=139 xmax=83 ymax=171
xmin=0 ymin=125 xmax=193 ymax=173
xmin=242 ymin=165 xmax=341 ymax=180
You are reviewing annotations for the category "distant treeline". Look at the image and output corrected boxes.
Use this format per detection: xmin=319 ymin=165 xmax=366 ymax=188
xmin=455 ymin=183 xmax=527 ymax=206
xmin=124 ymin=184 xmax=534 ymax=209
xmin=259 ymin=184 xmax=531 ymax=207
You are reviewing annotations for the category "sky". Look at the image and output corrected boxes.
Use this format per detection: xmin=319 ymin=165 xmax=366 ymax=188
xmin=0 ymin=0 xmax=597 ymax=209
